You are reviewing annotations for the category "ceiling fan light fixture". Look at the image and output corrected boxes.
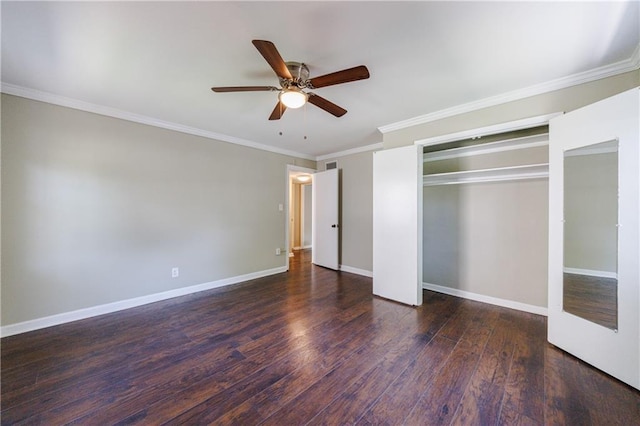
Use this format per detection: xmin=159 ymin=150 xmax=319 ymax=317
xmin=279 ymin=88 xmax=308 ymax=109
xmin=212 ymin=40 xmax=370 ymax=120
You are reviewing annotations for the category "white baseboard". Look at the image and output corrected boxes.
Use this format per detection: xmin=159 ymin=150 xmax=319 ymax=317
xmin=422 ymin=282 xmax=548 ymax=316
xmin=1 ymin=266 xmax=287 ymax=338
xmin=563 ymin=267 xmax=617 ymax=279
xmin=339 ymin=265 xmax=373 ymax=278
xmin=302 ymin=245 xmax=312 ymax=250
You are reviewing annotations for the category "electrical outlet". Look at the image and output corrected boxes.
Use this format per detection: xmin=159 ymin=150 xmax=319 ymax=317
xmin=172 ymin=267 xmax=179 ymax=278
xmin=275 ymin=248 xmax=281 ymax=256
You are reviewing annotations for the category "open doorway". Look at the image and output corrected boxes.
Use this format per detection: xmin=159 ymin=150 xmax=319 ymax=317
xmin=285 ymin=165 xmax=315 ymax=270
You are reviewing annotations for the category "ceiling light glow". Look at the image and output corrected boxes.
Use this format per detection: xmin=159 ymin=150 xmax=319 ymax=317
xmin=279 ymin=88 xmax=308 ymax=109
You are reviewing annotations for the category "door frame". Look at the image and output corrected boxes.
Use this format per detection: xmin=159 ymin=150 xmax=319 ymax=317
xmin=285 ymin=164 xmax=316 ymax=271
xmin=300 ymin=183 xmax=312 ymax=249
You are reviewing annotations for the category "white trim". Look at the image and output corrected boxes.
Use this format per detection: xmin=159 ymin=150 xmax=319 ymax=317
xmin=423 ymin=163 xmax=548 ymax=186
xmin=563 ymin=267 xmax=617 ymax=279
xmin=339 ymin=265 xmax=373 ymax=278
xmin=0 ymin=83 xmax=315 ymax=161
xmin=285 ymin=164 xmax=316 ymax=271
xmin=302 ymin=245 xmax=312 ymax=249
xmin=316 ymin=142 xmax=383 ymax=161
xmin=415 ymin=114 xmax=560 ymax=147
xmin=631 ymin=43 xmax=640 ymax=69
xmin=288 ymin=165 xmax=317 ymax=174
xmin=0 ymin=266 xmax=287 ymax=337
xmin=564 ymin=140 xmax=618 ymax=157
xmin=300 ymin=184 xmax=312 ymax=251
xmin=379 ymin=52 xmax=639 ymax=134
xmin=422 ymin=282 xmax=548 ymax=316
xmin=423 ymin=134 xmax=549 ymax=163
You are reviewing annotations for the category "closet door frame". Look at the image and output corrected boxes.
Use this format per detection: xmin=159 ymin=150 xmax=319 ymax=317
xmin=414 ymin=113 xmax=560 ymax=313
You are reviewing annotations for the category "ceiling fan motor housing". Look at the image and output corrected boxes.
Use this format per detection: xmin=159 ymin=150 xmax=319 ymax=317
xmin=281 ymin=61 xmax=310 ymax=89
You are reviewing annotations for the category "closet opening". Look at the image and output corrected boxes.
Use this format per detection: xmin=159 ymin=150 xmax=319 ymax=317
xmin=421 ymin=124 xmax=550 ymax=314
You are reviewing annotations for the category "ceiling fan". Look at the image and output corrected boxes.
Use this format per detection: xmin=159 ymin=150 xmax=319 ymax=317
xmin=211 ymin=40 xmax=370 ymax=120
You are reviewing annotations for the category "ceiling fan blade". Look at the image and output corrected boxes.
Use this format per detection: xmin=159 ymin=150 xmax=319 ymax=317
xmin=307 ymin=93 xmax=347 ymax=117
xmin=269 ymin=101 xmax=287 ymax=120
xmin=211 ymin=86 xmax=278 ymax=93
xmin=308 ymin=65 xmax=370 ymax=89
xmin=252 ymin=40 xmax=292 ymax=80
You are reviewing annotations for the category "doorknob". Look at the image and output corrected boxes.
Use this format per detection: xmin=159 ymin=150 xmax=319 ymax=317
xmin=331 ymin=224 xmax=338 ymax=228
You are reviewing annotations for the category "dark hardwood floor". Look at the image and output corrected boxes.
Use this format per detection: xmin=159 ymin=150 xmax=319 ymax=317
xmin=2 ymin=250 xmax=639 ymax=425
xmin=563 ymin=273 xmax=617 ymax=330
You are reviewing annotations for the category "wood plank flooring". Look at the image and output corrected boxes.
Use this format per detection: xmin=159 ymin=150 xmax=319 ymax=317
xmin=563 ymin=273 xmax=617 ymax=330
xmin=2 ymin=250 xmax=639 ymax=425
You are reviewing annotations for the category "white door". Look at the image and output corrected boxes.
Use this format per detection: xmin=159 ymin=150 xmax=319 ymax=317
xmin=548 ymin=88 xmax=639 ymax=390
xmin=312 ymin=169 xmax=339 ymax=270
xmin=373 ymin=145 xmax=423 ymax=306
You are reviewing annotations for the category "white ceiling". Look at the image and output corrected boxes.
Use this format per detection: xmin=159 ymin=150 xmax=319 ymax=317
xmin=2 ymin=1 xmax=638 ymax=159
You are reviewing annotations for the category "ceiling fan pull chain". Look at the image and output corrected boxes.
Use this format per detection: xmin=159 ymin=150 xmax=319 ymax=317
xmin=304 ymin=103 xmax=308 ymax=140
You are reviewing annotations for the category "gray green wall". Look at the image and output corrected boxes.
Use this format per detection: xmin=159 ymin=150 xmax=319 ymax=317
xmin=423 ymin=179 xmax=549 ymax=308
xmin=2 ymin=70 xmax=637 ymax=327
xmin=1 ymin=94 xmax=315 ymax=326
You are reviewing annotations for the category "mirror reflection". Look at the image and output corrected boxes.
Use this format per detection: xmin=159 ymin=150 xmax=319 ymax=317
xmin=563 ymin=140 xmax=618 ymax=330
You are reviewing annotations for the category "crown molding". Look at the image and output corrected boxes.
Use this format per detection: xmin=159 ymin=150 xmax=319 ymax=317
xmin=378 ymin=48 xmax=640 ymax=134
xmin=315 ymin=142 xmax=383 ymax=161
xmin=0 ymin=83 xmax=316 ymax=161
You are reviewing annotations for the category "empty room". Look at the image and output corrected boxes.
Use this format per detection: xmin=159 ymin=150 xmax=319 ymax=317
xmin=1 ymin=2 xmax=639 ymax=424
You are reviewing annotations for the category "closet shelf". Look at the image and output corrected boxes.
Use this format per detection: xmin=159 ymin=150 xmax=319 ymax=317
xmin=423 ymin=163 xmax=549 ymax=186
xmin=423 ymin=133 xmax=549 ymax=163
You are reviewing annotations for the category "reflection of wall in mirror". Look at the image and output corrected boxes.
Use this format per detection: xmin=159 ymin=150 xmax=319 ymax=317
xmin=564 ymin=151 xmax=617 ymax=274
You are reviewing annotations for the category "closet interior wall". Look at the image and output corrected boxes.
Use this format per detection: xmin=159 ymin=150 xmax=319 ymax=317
xmin=422 ymin=128 xmax=549 ymax=310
